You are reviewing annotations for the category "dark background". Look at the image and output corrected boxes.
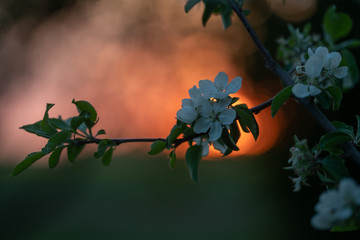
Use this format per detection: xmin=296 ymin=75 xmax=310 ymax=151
xmin=1 ymin=0 xmax=360 ymax=239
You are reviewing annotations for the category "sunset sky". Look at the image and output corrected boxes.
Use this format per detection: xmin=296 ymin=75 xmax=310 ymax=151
xmin=0 ymin=0 xmax=318 ymax=162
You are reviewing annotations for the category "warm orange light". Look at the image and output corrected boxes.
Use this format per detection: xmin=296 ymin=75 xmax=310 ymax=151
xmin=0 ymin=0 xmax=286 ymax=162
xmin=266 ymin=0 xmax=317 ymax=22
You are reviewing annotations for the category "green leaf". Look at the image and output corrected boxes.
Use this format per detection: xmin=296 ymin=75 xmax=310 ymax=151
xmin=49 ymin=146 xmax=65 ymax=169
xmin=11 ymin=152 xmax=46 ymax=176
xmin=183 ymin=127 xmax=195 ymax=138
xmin=42 ymin=130 xmax=71 ymax=154
xmin=235 ymin=104 xmax=259 ymax=140
xmin=271 ymin=86 xmax=292 ymax=117
xmin=331 ymin=212 xmax=360 ymax=232
xmin=148 ymin=140 xmax=167 ymax=155
xmin=332 ymin=121 xmax=354 ymax=137
xmin=94 ymin=140 xmax=113 ymax=159
xmin=316 ymin=170 xmax=337 ymax=184
xmin=321 ymin=156 xmax=349 ymax=181
xmin=20 ymin=121 xmax=53 ymax=139
xmin=229 ymin=121 xmax=241 ymax=144
xmin=331 ymin=224 xmax=359 ymax=232
xmin=238 ymin=118 xmax=249 ymax=133
xmin=40 ymin=103 xmax=58 ymax=137
xmin=185 ymin=145 xmax=203 ymax=182
xmin=167 ymin=125 xmax=183 ymax=147
xmin=315 ymin=91 xmax=331 ymax=110
xmin=220 ymin=4 xmax=232 ymax=29
xmin=67 ymin=144 xmax=85 ymax=163
xmin=230 ymin=97 xmax=239 ymax=105
xmin=222 ymin=147 xmax=232 ymax=157
xmin=334 ymin=39 xmax=360 ymax=50
xmin=70 ymin=116 xmax=86 ymax=131
xmin=102 ymin=147 xmax=114 ymax=166
xmin=341 ymin=49 xmax=359 ymax=89
xmin=202 ymin=2 xmax=215 ymax=27
xmin=169 ymin=150 xmax=176 ymax=169
xmin=325 ymin=86 xmax=342 ymax=111
xmin=323 ymin=5 xmax=353 ymax=41
xmin=356 ymin=115 xmax=360 ymax=143
xmin=72 ymin=99 xmax=97 ymax=123
xmin=221 ymin=128 xmax=239 ymax=151
xmin=185 ymin=0 xmax=201 ymax=13
xmin=95 ymin=129 xmax=106 ymax=136
xmin=49 ymin=118 xmax=72 ymax=131
xmin=318 ymin=132 xmax=353 ymax=153
xmin=303 ymin=22 xmax=312 ymax=35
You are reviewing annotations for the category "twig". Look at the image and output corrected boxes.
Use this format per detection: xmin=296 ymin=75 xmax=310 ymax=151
xmin=250 ymin=97 xmax=274 ymax=114
xmin=69 ymin=97 xmax=276 ymax=149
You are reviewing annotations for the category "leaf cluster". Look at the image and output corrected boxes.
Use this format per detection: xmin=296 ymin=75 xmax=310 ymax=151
xmin=13 ymin=100 xmax=111 ymax=176
xmin=185 ymin=0 xmax=246 ymax=29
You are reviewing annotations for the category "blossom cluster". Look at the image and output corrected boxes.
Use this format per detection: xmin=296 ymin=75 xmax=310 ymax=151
xmin=276 ymin=24 xmax=321 ymax=67
xmin=311 ymin=178 xmax=360 ymax=230
xmin=285 ymin=137 xmax=315 ymax=192
xmin=292 ymin=46 xmax=348 ymax=98
xmin=176 ymin=72 xmax=242 ymax=156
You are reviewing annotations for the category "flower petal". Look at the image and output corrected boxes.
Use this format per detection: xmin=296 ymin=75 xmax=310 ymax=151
xmin=208 ymin=121 xmax=222 ymax=141
xmin=308 ymin=85 xmax=322 ymax=96
xmin=314 ymin=46 xmax=329 ymax=61
xmin=308 ymin=47 xmax=314 ymax=57
xmin=213 ymin=97 xmax=231 ymax=113
xmin=177 ymin=106 xmax=197 ymax=124
xmin=181 ymin=98 xmax=192 ymax=107
xmin=199 ymin=79 xmax=218 ymax=99
xmin=225 ymin=76 xmax=242 ymax=94
xmin=193 ymin=117 xmax=211 ymax=133
xmin=213 ymin=141 xmax=227 ymax=154
xmin=201 ymin=140 xmax=210 ymax=156
xmin=324 ymin=52 xmax=341 ymax=70
xmin=334 ymin=66 xmax=348 ymax=79
xmin=189 ymin=86 xmax=203 ymax=106
xmin=292 ymin=83 xmax=310 ymax=98
xmin=194 ymin=138 xmax=210 ymax=157
xmin=219 ymin=108 xmax=236 ymax=125
xmin=311 ymin=214 xmax=333 ymax=230
xmin=305 ymin=55 xmax=323 ymax=79
xmin=214 ymin=72 xmax=228 ymax=91
xmin=199 ymin=99 xmax=213 ymax=117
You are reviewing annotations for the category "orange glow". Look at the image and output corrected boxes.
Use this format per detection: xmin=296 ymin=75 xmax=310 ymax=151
xmin=266 ymin=0 xmax=317 ymax=22
xmin=0 ymin=0 xmax=290 ymax=162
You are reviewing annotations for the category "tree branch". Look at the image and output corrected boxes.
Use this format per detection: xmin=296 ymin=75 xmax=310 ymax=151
xmin=250 ymin=97 xmax=274 ymax=115
xmin=226 ymin=0 xmax=360 ymax=166
xmin=70 ymin=96 xmax=275 ymax=149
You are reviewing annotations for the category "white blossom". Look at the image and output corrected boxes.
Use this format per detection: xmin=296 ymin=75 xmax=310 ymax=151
xmin=212 ymin=140 xmax=227 ymax=154
xmin=305 ymin=47 xmax=328 ymax=80
xmin=292 ymin=83 xmax=322 ymax=98
xmin=194 ymin=137 xmax=210 ymax=157
xmin=311 ymin=178 xmax=360 ymax=230
xmin=305 ymin=46 xmax=348 ymax=80
xmin=290 ymin=176 xmax=302 ymax=192
xmin=193 ymin=97 xmax=236 ymax=141
xmin=199 ymin=72 xmax=242 ymax=99
xmin=285 ymin=138 xmax=314 ymax=192
xmin=323 ymin=52 xmax=348 ymax=79
xmin=194 ymin=137 xmax=228 ymax=156
xmin=176 ymin=86 xmax=203 ymax=123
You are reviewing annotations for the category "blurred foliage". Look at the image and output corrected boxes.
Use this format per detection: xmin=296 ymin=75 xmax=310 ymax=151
xmin=1 ymin=153 xmax=360 ymax=239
